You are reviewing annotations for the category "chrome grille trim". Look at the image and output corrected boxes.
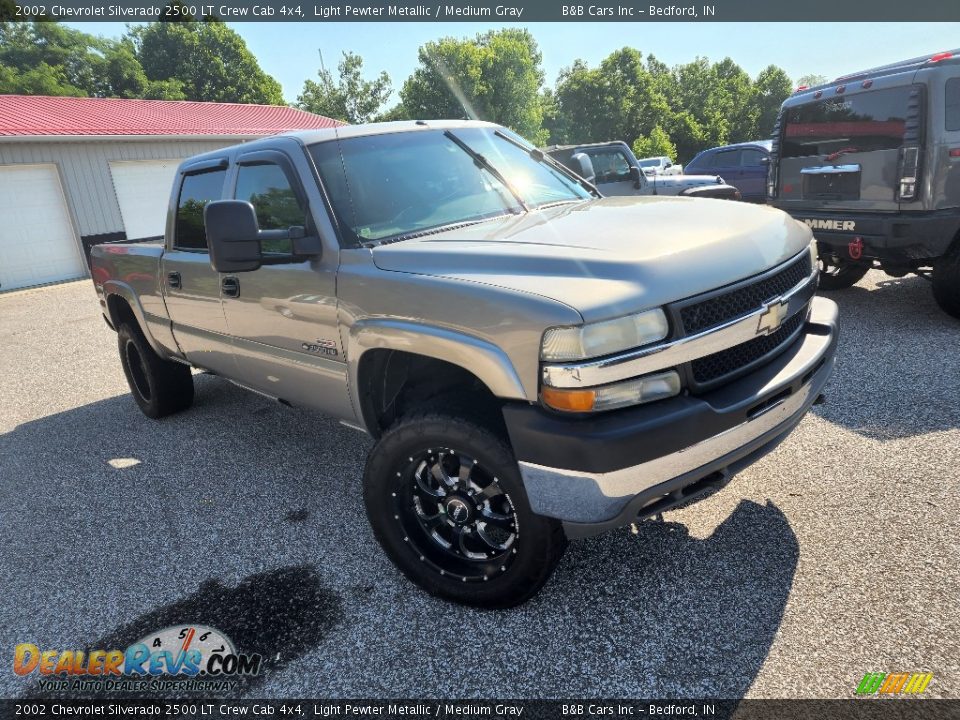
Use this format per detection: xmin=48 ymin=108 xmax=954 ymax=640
xmin=541 ymin=259 xmax=817 ymax=390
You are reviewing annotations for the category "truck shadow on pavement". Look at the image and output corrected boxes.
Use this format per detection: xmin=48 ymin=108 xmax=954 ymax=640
xmin=4 ymin=379 xmax=798 ymax=698
xmin=815 ymin=272 xmax=960 ymax=440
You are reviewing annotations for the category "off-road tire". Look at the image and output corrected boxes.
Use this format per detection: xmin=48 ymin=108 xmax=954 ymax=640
xmin=932 ymin=241 xmax=960 ymax=319
xmin=363 ymin=411 xmax=567 ymax=608
xmin=117 ymin=322 xmax=194 ymax=419
xmin=817 ymin=254 xmax=870 ymax=290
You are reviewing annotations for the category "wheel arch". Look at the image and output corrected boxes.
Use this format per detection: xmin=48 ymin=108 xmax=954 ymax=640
xmin=103 ymin=282 xmax=167 ymax=356
xmin=348 ymin=320 xmax=529 ymax=438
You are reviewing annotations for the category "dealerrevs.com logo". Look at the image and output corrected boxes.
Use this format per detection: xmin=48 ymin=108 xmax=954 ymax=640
xmin=13 ymin=625 xmax=261 ymax=693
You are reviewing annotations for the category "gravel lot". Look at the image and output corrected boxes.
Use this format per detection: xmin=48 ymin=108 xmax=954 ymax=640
xmin=1 ymin=273 xmax=957 ymax=700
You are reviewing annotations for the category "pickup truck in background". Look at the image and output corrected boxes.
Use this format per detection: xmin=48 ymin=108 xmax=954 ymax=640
xmin=91 ymin=120 xmax=837 ymax=608
xmin=637 ymin=155 xmax=683 ymax=176
xmin=543 ymin=141 xmax=741 ymax=200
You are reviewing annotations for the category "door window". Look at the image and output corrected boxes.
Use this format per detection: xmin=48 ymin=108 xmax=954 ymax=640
xmin=711 ymin=150 xmax=741 ymax=168
xmin=234 ymin=162 xmax=307 ymax=255
xmin=740 ymin=148 xmax=767 ymax=167
xmin=586 ymin=149 xmax=633 ymax=184
xmin=174 ymin=168 xmax=227 ymax=251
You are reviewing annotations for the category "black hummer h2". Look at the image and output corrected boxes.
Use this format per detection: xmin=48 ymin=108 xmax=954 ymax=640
xmin=769 ymin=50 xmax=960 ymax=318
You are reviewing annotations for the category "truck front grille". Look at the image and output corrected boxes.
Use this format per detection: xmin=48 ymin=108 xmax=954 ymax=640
xmin=670 ymin=250 xmax=814 ymax=392
xmin=679 ymin=253 xmax=810 ymax=334
xmin=690 ymin=311 xmax=806 ymax=384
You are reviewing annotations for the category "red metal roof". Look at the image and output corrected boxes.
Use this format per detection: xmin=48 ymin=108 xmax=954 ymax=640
xmin=0 ymin=95 xmax=344 ymax=138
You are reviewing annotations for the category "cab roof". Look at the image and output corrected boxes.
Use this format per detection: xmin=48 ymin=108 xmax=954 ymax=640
xmin=282 ymin=119 xmax=499 ymax=145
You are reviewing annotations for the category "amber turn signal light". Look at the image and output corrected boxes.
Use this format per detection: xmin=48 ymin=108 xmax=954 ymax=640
xmin=541 ymin=386 xmax=596 ymax=412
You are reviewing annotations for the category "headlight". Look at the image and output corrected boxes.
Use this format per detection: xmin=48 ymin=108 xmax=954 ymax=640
xmin=541 ymin=370 xmax=682 ymax=413
xmin=540 ymin=308 xmax=669 ymax=361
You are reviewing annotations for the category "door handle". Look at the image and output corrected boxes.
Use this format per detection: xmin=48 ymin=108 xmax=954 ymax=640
xmin=167 ymin=271 xmax=181 ymax=289
xmin=221 ymin=276 xmax=240 ymax=298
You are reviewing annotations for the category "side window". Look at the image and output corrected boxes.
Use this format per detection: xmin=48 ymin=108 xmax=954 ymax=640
xmin=687 ymin=152 xmax=708 ymax=170
xmin=712 ymin=150 xmax=741 ymax=168
xmin=740 ymin=148 xmax=767 ymax=166
xmin=234 ymin=162 xmax=306 ymax=255
xmin=587 ymin=150 xmax=633 ymax=184
xmin=946 ymin=78 xmax=960 ymax=131
xmin=174 ymin=168 xmax=227 ymax=251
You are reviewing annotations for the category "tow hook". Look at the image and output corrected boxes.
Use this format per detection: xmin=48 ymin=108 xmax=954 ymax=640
xmin=848 ymin=237 xmax=864 ymax=260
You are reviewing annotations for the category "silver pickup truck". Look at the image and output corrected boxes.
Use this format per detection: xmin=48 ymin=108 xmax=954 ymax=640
xmin=91 ymin=120 xmax=838 ymax=608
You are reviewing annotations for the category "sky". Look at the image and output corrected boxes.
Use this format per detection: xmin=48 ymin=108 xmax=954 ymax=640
xmin=66 ymin=21 xmax=960 ymax=105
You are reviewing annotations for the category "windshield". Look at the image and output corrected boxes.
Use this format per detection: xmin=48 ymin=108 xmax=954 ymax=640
xmin=309 ymin=127 xmax=592 ymax=246
xmin=638 ymin=159 xmax=661 ymax=167
xmin=781 ymin=86 xmax=915 ymax=159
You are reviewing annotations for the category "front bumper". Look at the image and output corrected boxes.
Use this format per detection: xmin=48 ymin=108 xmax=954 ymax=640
xmin=502 ymin=296 xmax=838 ymax=537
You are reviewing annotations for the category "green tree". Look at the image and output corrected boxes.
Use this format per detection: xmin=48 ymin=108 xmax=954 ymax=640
xmin=632 ymin=125 xmax=677 ymax=160
xmin=297 ymin=51 xmax=391 ymax=124
xmin=0 ymin=22 xmax=100 ymax=95
xmin=553 ymin=48 xmax=671 ymax=147
xmin=748 ymin=65 xmax=793 ymax=138
xmin=0 ymin=21 xmax=184 ymax=99
xmin=131 ymin=20 xmax=283 ymax=104
xmin=399 ymin=28 xmax=547 ymax=143
xmin=796 ymin=73 xmax=827 ymax=88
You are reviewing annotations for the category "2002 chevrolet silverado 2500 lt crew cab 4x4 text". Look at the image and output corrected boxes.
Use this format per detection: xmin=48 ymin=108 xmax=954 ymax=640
xmin=91 ymin=120 xmax=838 ymax=608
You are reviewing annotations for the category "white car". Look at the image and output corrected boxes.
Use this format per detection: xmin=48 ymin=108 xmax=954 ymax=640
xmin=638 ymin=155 xmax=682 ymax=176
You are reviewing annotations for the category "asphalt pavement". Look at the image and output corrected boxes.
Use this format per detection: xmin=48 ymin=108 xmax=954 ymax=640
xmin=0 ymin=272 xmax=957 ymax=699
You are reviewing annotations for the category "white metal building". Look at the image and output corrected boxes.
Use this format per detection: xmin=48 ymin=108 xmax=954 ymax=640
xmin=0 ymin=95 xmax=341 ymax=291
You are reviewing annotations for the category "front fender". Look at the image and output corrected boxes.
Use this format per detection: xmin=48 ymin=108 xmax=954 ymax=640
xmin=346 ymin=319 xmax=529 ymax=429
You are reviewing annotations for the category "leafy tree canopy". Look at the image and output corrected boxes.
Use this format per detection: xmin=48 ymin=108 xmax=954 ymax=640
xmin=297 ymin=51 xmax=391 ymax=124
xmin=399 ymin=28 xmax=547 ymax=143
xmin=0 ymin=18 xmax=280 ymax=104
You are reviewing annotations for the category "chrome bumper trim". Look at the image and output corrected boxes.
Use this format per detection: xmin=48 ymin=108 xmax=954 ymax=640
xmin=521 ymin=297 xmax=837 ymax=524
xmin=541 ymin=268 xmax=817 ymax=389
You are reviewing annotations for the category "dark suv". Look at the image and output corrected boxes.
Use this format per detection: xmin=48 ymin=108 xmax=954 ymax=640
xmin=769 ymin=50 xmax=960 ymax=318
xmin=685 ymin=141 xmax=772 ymax=203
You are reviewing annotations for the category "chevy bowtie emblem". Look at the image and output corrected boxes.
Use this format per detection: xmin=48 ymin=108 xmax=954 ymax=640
xmin=757 ymin=299 xmax=789 ymax=335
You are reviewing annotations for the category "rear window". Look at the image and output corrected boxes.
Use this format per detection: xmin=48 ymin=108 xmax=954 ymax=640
xmin=174 ymin=168 xmax=226 ymax=251
xmin=946 ymin=78 xmax=960 ymax=131
xmin=781 ymin=86 xmax=914 ymax=158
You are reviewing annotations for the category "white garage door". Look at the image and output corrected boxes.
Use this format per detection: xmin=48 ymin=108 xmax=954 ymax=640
xmin=109 ymin=159 xmax=180 ymax=241
xmin=0 ymin=164 xmax=86 ymax=292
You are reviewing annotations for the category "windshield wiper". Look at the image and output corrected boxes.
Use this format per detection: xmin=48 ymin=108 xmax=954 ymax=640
xmin=493 ymin=129 xmax=601 ymax=197
xmin=444 ymin=131 xmax=530 ymax=213
xmin=361 ymin=212 xmax=513 ymax=248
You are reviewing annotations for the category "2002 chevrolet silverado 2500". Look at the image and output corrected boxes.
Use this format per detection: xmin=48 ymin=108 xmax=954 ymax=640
xmin=91 ymin=120 xmax=838 ymax=608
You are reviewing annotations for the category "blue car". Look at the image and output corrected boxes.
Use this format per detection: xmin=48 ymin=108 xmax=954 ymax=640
xmin=685 ymin=140 xmax=772 ymax=203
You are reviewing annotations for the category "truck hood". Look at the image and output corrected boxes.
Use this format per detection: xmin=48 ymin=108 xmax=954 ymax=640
xmin=371 ymin=196 xmax=812 ymax=323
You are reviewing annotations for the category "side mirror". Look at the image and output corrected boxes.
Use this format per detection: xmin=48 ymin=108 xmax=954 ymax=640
xmin=629 ymin=165 xmax=643 ymax=189
xmin=288 ymin=225 xmax=323 ymax=256
xmin=572 ymin=152 xmax=596 ymax=183
xmin=665 ymin=161 xmax=673 ymax=168
xmin=205 ymin=200 xmax=262 ymax=273
xmin=760 ymin=156 xmax=771 ymax=165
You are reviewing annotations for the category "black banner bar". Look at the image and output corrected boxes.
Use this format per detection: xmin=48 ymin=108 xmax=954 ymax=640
xmin=4 ymin=0 xmax=960 ymax=22
xmin=2 ymin=699 xmax=956 ymax=719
